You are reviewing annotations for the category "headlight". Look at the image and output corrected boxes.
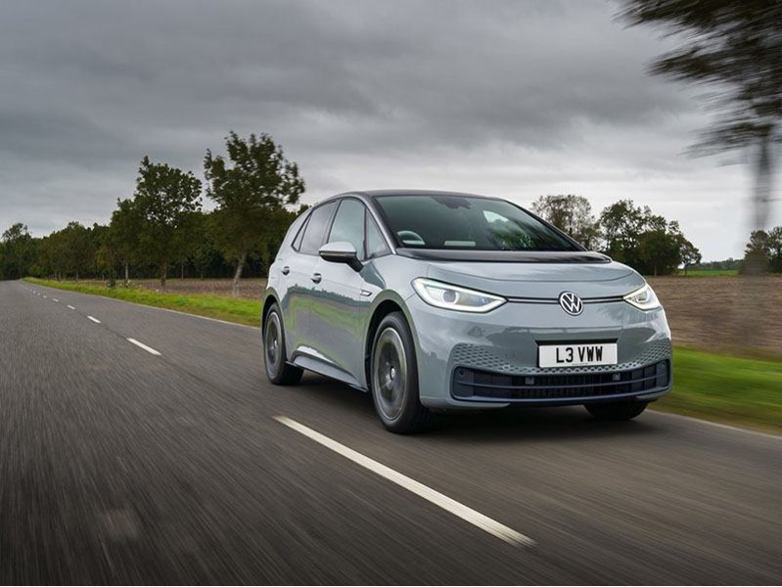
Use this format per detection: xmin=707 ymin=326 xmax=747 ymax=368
xmin=412 ymin=278 xmax=506 ymax=313
xmin=623 ymin=283 xmax=661 ymax=311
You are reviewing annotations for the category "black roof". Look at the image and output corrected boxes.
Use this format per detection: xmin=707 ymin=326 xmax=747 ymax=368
xmin=335 ymin=189 xmax=502 ymax=200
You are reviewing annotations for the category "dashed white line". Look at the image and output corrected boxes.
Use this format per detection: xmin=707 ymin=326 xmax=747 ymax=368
xmin=52 ymin=298 xmax=59 ymax=303
xmin=274 ymin=416 xmax=535 ymax=548
xmin=87 ymin=315 xmax=101 ymax=324
xmin=126 ymin=338 xmax=161 ymax=356
xmin=67 ymin=305 xmax=76 ymax=310
xmin=42 ymin=295 xmax=47 ymax=299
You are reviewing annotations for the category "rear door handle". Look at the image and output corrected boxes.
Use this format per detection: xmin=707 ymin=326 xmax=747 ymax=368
xmin=281 ymin=265 xmax=290 ymax=275
xmin=311 ymin=272 xmax=322 ymax=284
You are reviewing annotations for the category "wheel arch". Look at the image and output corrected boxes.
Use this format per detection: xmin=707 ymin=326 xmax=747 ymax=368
xmin=261 ymin=290 xmax=280 ymax=331
xmin=364 ymin=294 xmax=415 ymax=389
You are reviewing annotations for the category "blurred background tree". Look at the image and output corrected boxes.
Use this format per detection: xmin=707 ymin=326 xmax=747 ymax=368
xmin=204 ymin=132 xmax=305 ymax=296
xmin=620 ymin=0 xmax=782 ymax=273
xmin=133 ymin=156 xmax=202 ymax=288
xmin=531 ymin=194 xmax=600 ymax=249
xmin=0 ymin=223 xmax=35 ymax=280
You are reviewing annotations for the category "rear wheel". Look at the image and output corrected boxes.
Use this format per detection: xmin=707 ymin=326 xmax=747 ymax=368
xmin=370 ymin=312 xmax=432 ymax=434
xmin=585 ymin=401 xmax=648 ymax=421
xmin=263 ymin=304 xmax=303 ymax=385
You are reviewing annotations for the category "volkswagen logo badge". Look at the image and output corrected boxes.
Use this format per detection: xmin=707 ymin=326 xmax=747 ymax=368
xmin=558 ymin=291 xmax=583 ymax=316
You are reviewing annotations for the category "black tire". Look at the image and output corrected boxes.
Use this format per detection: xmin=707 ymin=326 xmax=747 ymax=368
xmin=263 ymin=303 xmax=303 ymax=385
xmin=370 ymin=312 xmax=432 ymax=434
xmin=585 ymin=401 xmax=649 ymax=421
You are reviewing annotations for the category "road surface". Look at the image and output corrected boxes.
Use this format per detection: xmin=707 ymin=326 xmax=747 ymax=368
xmin=1 ymin=281 xmax=780 ymax=584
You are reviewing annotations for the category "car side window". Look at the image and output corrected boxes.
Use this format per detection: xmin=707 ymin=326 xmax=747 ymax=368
xmin=291 ymin=216 xmax=308 ymax=251
xmin=365 ymin=210 xmax=390 ymax=259
xmin=299 ymin=201 xmax=338 ymax=254
xmin=327 ymin=199 xmax=366 ymax=260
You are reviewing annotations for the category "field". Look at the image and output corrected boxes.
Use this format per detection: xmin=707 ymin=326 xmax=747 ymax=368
xmin=648 ymin=274 xmax=782 ymax=357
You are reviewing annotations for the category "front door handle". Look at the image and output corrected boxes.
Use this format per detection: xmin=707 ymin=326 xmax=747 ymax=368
xmin=311 ymin=272 xmax=322 ymax=284
xmin=281 ymin=265 xmax=290 ymax=275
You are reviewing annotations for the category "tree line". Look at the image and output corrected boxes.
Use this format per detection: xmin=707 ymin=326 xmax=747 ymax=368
xmin=0 ymin=132 xmax=305 ymax=295
xmin=532 ymin=194 xmax=701 ymax=275
xmin=1 ymin=132 xmax=776 ymax=284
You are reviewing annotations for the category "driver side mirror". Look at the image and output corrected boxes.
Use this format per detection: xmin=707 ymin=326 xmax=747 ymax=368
xmin=318 ymin=241 xmax=363 ymax=272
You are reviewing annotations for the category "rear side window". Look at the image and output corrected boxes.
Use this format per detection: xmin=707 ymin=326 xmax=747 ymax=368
xmin=291 ymin=216 xmax=308 ymax=250
xmin=328 ymin=199 xmax=366 ymax=259
xmin=299 ymin=201 xmax=338 ymax=254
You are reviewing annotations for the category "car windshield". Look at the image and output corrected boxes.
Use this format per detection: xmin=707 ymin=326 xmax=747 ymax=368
xmin=373 ymin=194 xmax=579 ymax=251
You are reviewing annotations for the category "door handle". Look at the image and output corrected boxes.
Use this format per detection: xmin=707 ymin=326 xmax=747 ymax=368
xmin=281 ymin=265 xmax=290 ymax=275
xmin=311 ymin=272 xmax=322 ymax=284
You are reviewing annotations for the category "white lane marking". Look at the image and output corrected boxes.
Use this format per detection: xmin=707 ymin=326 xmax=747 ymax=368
xmin=651 ymin=410 xmax=781 ymax=441
xmin=42 ymin=295 xmax=47 ymax=299
xmin=52 ymin=298 xmax=59 ymax=302
xmin=67 ymin=305 xmax=76 ymax=310
xmin=126 ymin=338 xmax=161 ymax=356
xmin=87 ymin=315 xmax=101 ymax=324
xmin=274 ymin=416 xmax=535 ymax=547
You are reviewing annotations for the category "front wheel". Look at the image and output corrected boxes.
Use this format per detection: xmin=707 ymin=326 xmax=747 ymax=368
xmin=370 ymin=312 xmax=432 ymax=434
xmin=263 ymin=304 xmax=303 ymax=385
xmin=585 ymin=401 xmax=649 ymax=421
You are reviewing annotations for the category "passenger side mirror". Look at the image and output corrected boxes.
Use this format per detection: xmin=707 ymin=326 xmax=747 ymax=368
xmin=318 ymin=241 xmax=363 ymax=272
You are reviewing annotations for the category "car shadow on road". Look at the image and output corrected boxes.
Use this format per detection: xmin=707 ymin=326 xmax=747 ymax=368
xmin=293 ymin=373 xmax=664 ymax=444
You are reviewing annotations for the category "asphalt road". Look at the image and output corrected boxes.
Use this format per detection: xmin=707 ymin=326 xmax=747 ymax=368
xmin=1 ymin=280 xmax=780 ymax=584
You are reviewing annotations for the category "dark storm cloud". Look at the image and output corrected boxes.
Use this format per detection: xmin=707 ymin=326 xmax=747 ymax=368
xmin=0 ymin=0 xmax=765 ymax=258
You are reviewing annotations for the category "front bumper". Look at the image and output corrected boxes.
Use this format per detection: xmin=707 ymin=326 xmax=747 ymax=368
xmin=406 ymin=295 xmax=673 ymax=410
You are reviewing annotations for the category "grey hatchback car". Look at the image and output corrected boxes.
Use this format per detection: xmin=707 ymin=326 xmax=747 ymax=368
xmin=262 ymin=190 xmax=672 ymax=433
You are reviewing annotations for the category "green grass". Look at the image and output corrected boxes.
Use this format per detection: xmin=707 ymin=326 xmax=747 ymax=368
xmin=657 ymin=348 xmax=782 ymax=434
xmin=25 ymin=277 xmax=261 ymax=326
xmin=676 ymin=269 xmax=739 ymax=277
xmin=24 ymin=277 xmax=782 ymax=435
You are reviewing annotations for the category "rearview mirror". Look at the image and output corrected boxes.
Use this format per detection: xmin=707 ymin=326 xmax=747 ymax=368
xmin=318 ymin=241 xmax=363 ymax=272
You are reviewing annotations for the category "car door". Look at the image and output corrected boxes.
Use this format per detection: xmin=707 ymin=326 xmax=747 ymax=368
xmin=309 ymin=198 xmax=382 ymax=387
xmin=281 ymin=200 xmax=338 ymax=359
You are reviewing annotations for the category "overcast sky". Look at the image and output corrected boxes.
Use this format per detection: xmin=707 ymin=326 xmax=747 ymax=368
xmin=1 ymin=0 xmax=777 ymax=260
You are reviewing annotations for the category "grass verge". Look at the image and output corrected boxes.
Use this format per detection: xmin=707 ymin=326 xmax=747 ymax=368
xmin=24 ymin=277 xmax=781 ymax=434
xmin=25 ymin=277 xmax=261 ymax=326
xmin=657 ymin=348 xmax=781 ymax=434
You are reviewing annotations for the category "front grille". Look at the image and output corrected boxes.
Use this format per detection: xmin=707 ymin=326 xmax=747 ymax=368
xmin=452 ymin=360 xmax=670 ymax=402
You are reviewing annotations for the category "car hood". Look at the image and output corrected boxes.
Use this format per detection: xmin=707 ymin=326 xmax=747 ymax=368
xmin=423 ymin=258 xmax=642 ymax=299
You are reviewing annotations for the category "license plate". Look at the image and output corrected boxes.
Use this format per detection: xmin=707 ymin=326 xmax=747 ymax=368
xmin=538 ymin=342 xmax=617 ymax=368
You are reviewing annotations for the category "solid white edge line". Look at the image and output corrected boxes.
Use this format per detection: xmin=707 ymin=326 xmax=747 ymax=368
xmin=126 ymin=338 xmax=161 ymax=356
xmin=67 ymin=305 xmax=76 ymax=310
xmin=651 ymin=410 xmax=781 ymax=441
xmin=274 ymin=416 xmax=535 ymax=548
xmin=87 ymin=315 xmax=101 ymax=324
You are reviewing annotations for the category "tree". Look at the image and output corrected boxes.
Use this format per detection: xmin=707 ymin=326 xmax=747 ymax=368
xmin=598 ymin=200 xmax=651 ymax=264
xmin=0 ymin=223 xmax=35 ymax=280
xmin=768 ymin=226 xmax=782 ymax=272
xmin=204 ymin=132 xmax=304 ymax=295
xmin=57 ymin=222 xmax=94 ymax=280
xmin=742 ymin=229 xmax=771 ymax=273
xmin=674 ymin=221 xmax=703 ymax=275
xmin=620 ymin=1 xmax=782 ymax=273
xmin=637 ymin=227 xmax=685 ymax=276
xmin=109 ymin=198 xmax=143 ymax=286
xmin=133 ymin=156 xmax=202 ymax=288
xmin=531 ymin=194 xmax=600 ymax=249
xmin=598 ymin=200 xmax=700 ymax=275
